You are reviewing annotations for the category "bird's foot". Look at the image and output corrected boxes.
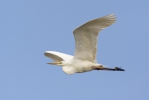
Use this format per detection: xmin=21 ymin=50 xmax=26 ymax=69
xmin=114 ymin=67 xmax=125 ymax=71
xmin=92 ymin=66 xmax=125 ymax=71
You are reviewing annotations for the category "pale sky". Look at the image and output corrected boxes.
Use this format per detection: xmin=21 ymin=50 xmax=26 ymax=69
xmin=0 ymin=0 xmax=149 ymax=100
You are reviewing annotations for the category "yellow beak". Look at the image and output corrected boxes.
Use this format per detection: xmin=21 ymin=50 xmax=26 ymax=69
xmin=47 ymin=62 xmax=61 ymax=65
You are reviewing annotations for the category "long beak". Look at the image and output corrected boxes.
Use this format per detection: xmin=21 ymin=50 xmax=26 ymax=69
xmin=47 ymin=62 xmax=60 ymax=65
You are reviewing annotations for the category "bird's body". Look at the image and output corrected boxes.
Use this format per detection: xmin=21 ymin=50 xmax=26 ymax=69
xmin=45 ymin=51 xmax=102 ymax=74
xmin=44 ymin=14 xmax=124 ymax=74
xmin=62 ymin=59 xmax=100 ymax=74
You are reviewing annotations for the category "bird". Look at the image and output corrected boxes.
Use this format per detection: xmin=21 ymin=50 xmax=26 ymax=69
xmin=44 ymin=14 xmax=125 ymax=75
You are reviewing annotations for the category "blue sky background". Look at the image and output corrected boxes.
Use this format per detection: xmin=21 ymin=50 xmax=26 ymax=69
xmin=0 ymin=0 xmax=149 ymax=100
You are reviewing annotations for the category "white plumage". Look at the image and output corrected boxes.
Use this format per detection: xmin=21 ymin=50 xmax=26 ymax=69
xmin=44 ymin=14 xmax=124 ymax=74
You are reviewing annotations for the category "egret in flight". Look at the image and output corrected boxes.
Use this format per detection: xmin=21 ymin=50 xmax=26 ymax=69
xmin=44 ymin=14 xmax=124 ymax=74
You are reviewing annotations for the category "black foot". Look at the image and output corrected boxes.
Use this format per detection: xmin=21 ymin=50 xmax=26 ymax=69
xmin=114 ymin=67 xmax=125 ymax=71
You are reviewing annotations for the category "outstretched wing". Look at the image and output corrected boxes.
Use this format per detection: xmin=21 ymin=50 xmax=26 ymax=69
xmin=44 ymin=51 xmax=73 ymax=61
xmin=73 ymin=14 xmax=116 ymax=62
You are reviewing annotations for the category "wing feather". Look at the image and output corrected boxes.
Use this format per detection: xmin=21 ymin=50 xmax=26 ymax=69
xmin=44 ymin=51 xmax=73 ymax=61
xmin=73 ymin=14 xmax=116 ymax=62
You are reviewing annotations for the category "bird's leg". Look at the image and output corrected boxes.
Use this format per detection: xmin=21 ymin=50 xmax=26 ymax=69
xmin=91 ymin=65 xmax=103 ymax=70
xmin=92 ymin=66 xmax=125 ymax=71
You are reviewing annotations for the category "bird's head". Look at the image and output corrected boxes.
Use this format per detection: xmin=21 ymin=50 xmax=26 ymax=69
xmin=47 ymin=61 xmax=64 ymax=66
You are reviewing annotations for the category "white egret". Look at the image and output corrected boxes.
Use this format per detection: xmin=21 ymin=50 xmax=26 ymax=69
xmin=44 ymin=14 xmax=124 ymax=74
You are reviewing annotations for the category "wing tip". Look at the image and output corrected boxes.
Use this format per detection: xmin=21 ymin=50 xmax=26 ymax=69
xmin=44 ymin=51 xmax=54 ymax=56
xmin=44 ymin=51 xmax=49 ymax=57
xmin=105 ymin=13 xmax=116 ymax=21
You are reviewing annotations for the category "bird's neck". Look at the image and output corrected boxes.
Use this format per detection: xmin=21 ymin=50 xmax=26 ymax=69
xmin=62 ymin=66 xmax=75 ymax=75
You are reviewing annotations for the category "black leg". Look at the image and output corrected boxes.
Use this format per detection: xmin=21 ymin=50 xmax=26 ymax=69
xmin=95 ymin=67 xmax=125 ymax=71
